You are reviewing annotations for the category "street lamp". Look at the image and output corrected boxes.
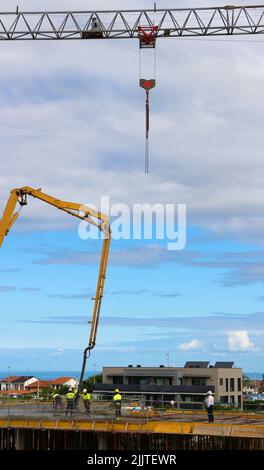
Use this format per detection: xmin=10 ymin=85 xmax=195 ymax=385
xmin=93 ymin=364 xmax=96 ymax=384
xmin=166 ymin=353 xmax=170 ymax=367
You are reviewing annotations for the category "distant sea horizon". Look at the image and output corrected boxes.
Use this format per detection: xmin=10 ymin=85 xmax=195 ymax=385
xmin=0 ymin=370 xmax=100 ymax=380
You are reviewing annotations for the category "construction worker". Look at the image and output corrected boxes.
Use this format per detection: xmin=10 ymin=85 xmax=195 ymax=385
xmin=113 ymin=389 xmax=122 ymax=418
xmin=73 ymin=387 xmax=78 ymax=408
xmin=52 ymin=392 xmax=63 ymax=410
xmin=205 ymin=390 xmax=214 ymax=423
xmin=65 ymin=387 xmax=75 ymax=417
xmin=81 ymin=389 xmax=91 ymax=416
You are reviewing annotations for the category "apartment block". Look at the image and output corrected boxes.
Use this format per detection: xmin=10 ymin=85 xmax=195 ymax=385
xmin=94 ymin=361 xmax=243 ymax=408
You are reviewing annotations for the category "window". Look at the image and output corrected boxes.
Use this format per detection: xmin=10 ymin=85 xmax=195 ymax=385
xmin=220 ymin=396 xmax=228 ymax=403
xmin=237 ymin=378 xmax=241 ymax=392
xmin=112 ymin=376 xmax=124 ymax=385
xmin=128 ymin=376 xmax=150 ymax=385
xmin=230 ymin=378 xmax=235 ymax=392
xmin=219 ymin=378 xmax=223 ymax=386
xmin=191 ymin=377 xmax=206 ymax=386
xmin=193 ymin=395 xmax=204 ymax=403
xmin=154 ymin=377 xmax=172 ymax=386
xmin=185 ymin=396 xmax=192 ymax=402
xmin=155 ymin=378 xmax=165 ymax=386
xmin=225 ymin=378 xmax=229 ymax=392
xmin=139 ymin=378 xmax=150 ymax=385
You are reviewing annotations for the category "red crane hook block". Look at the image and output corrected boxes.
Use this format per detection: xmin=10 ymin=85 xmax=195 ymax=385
xmin=139 ymin=79 xmax=156 ymax=91
xmin=138 ymin=25 xmax=158 ymax=49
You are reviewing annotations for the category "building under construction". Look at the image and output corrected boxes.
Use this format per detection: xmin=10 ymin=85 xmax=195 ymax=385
xmin=1 ymin=362 xmax=261 ymax=451
xmin=1 ymin=3 xmax=264 ymax=454
xmin=1 ymin=409 xmax=264 ymax=451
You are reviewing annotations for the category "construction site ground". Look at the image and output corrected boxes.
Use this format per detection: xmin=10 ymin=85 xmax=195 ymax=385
xmin=0 ymin=402 xmax=264 ymax=438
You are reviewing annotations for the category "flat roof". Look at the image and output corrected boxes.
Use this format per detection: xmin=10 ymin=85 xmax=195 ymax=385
xmin=184 ymin=362 xmax=210 ymax=368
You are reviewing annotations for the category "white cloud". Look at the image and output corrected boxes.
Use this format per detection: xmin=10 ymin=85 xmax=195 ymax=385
xmin=227 ymin=331 xmax=256 ymax=352
xmin=50 ymin=348 xmax=64 ymax=357
xmin=178 ymin=339 xmax=203 ymax=351
xmin=1 ymin=1 xmax=264 ymax=244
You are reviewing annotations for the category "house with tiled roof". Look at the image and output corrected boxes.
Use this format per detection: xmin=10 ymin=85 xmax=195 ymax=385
xmin=51 ymin=377 xmax=77 ymax=390
xmin=27 ymin=380 xmax=52 ymax=392
xmin=0 ymin=376 xmax=38 ymax=392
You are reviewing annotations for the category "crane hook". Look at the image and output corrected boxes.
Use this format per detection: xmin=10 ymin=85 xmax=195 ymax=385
xmin=140 ymin=79 xmax=156 ymax=173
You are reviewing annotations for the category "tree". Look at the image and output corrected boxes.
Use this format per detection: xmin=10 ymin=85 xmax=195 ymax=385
xmin=55 ymin=385 xmax=70 ymax=395
xmin=82 ymin=374 xmax=102 ymax=392
xmin=40 ymin=386 xmax=54 ymax=400
xmin=243 ymin=374 xmax=250 ymax=386
xmin=260 ymin=374 xmax=264 ymax=393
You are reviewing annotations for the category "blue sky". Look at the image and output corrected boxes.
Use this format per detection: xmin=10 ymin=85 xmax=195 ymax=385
xmin=1 ymin=0 xmax=264 ymax=372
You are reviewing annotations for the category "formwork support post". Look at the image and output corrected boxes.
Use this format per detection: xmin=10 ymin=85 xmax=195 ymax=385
xmin=16 ymin=429 xmax=25 ymax=450
xmin=98 ymin=432 xmax=108 ymax=450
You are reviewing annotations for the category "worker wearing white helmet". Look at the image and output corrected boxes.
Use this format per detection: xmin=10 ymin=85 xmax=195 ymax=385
xmin=81 ymin=389 xmax=91 ymax=416
xmin=65 ymin=388 xmax=75 ymax=417
xmin=205 ymin=390 xmax=214 ymax=423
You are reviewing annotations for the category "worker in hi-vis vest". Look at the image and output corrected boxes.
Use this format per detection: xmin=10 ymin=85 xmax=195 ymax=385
xmin=81 ymin=389 xmax=91 ymax=416
xmin=52 ymin=392 xmax=63 ymax=410
xmin=113 ymin=389 xmax=122 ymax=417
xmin=65 ymin=388 xmax=75 ymax=417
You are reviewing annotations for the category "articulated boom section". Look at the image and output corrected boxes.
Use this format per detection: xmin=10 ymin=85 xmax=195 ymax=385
xmin=0 ymin=186 xmax=111 ymax=390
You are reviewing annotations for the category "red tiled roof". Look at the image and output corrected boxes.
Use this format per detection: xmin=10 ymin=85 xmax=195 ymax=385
xmin=0 ymin=376 xmax=21 ymax=383
xmin=0 ymin=376 xmax=36 ymax=383
xmin=27 ymin=380 xmax=51 ymax=389
xmin=51 ymin=377 xmax=75 ymax=385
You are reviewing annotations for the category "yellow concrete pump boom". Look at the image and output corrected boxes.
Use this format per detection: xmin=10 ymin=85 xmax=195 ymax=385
xmin=0 ymin=186 xmax=111 ymax=393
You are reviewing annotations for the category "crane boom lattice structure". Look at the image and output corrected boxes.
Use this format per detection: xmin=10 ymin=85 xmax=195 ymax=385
xmin=1 ymin=5 xmax=264 ymax=41
xmin=1 ymin=5 xmax=264 ymax=172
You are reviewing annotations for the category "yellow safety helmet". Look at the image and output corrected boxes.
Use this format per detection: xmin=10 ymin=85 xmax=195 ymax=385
xmin=115 ymin=389 xmax=119 ymax=393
